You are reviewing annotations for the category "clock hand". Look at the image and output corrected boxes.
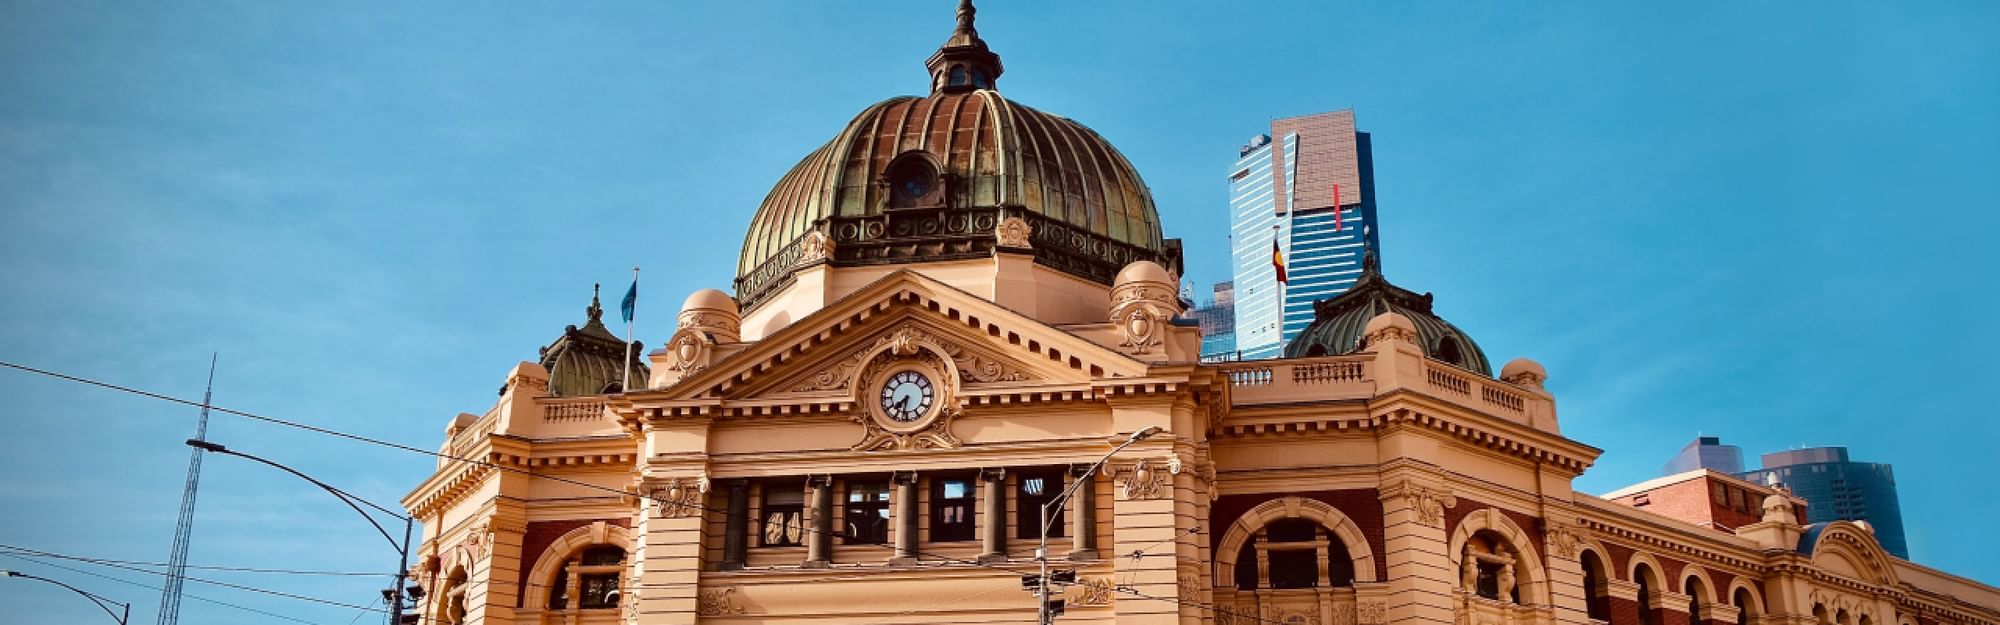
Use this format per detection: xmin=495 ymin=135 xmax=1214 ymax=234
xmin=894 ymin=395 xmax=911 ymax=412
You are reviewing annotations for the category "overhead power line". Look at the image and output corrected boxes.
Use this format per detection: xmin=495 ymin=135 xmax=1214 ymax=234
xmin=1 ymin=359 xmax=1291 ymax=625
xmin=0 ymin=544 xmax=385 ymax=577
xmin=1 ymin=549 xmax=386 ymax=613
xmin=0 ymin=554 xmax=331 ymax=625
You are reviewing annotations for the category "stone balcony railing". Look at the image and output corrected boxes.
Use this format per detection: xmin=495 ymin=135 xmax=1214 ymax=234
xmin=1213 ymin=347 xmax=1555 ymax=432
xmin=541 ymin=396 xmax=611 ymax=424
xmin=1215 ymin=355 xmax=1374 ymax=406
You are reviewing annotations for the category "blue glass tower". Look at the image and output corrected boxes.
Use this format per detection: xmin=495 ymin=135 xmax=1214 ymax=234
xmin=1227 ymin=110 xmax=1381 ymax=360
xmin=1739 ymin=447 xmax=1908 ymax=558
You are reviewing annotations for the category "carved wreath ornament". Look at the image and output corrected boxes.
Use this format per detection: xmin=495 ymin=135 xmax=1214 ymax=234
xmin=849 ymin=328 xmax=965 ymax=452
xmin=1113 ymin=456 xmax=1181 ymax=500
xmin=1109 ymin=282 xmax=1175 ymax=355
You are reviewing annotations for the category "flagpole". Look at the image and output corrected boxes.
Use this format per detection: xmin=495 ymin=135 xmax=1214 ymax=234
xmin=623 ymin=266 xmax=638 ymax=393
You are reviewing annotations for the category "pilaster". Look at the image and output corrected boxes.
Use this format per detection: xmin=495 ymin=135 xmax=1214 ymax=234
xmin=1109 ymin=440 xmax=1183 ymax=625
xmin=1378 ymin=469 xmax=1459 ymax=625
xmin=633 ymin=473 xmax=710 ymax=625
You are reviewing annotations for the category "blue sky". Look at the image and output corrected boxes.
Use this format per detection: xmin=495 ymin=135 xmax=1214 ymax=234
xmin=2 ymin=1 xmax=1995 ymax=622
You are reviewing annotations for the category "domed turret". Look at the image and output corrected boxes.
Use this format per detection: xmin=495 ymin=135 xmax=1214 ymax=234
xmin=734 ymin=0 xmax=1180 ymax=311
xmin=1285 ymin=252 xmax=1492 ymax=375
xmin=538 ymin=284 xmax=648 ymax=396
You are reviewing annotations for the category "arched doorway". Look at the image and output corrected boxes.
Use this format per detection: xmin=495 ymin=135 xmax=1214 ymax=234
xmin=1213 ymin=497 xmax=1376 ymax=625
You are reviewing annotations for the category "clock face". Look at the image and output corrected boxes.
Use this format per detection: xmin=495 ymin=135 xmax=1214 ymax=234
xmin=879 ymin=370 xmax=935 ymax=423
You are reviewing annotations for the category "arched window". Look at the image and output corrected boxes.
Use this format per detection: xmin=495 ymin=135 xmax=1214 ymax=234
xmin=1685 ymin=577 xmax=1708 ymax=625
xmin=1581 ymin=551 xmax=1611 ymax=621
xmin=1634 ymin=564 xmax=1658 ymax=625
xmin=1813 ymin=605 xmax=1830 ymax=625
xmin=948 ymin=65 xmax=969 ymax=87
xmin=545 ymin=545 xmax=627 ymax=612
xmin=1460 ymin=530 xmax=1523 ymax=603
xmin=1231 ymin=517 xmax=1357 ymax=590
xmin=1732 ymin=587 xmax=1758 ymax=625
xmin=1435 ymin=335 xmax=1464 ymax=364
xmin=438 ymin=567 xmax=468 ymax=625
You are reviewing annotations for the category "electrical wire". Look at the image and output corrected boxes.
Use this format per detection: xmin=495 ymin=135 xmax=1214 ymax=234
xmin=1 ymin=549 xmax=385 ymax=613
xmin=2 ymin=359 xmax=1296 ymax=625
xmin=0 ymin=544 xmax=386 ymax=577
xmin=344 ymin=595 xmax=382 ymax=625
xmin=0 ymin=554 xmax=331 ymax=625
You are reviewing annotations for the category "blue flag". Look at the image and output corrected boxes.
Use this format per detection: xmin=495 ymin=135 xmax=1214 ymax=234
xmin=620 ymin=278 xmax=637 ymax=324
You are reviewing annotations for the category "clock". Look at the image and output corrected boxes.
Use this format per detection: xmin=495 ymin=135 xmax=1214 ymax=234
xmin=879 ymin=370 xmax=935 ymax=423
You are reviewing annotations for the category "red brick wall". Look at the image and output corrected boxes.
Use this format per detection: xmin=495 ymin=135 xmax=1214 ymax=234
xmin=1657 ymin=607 xmax=1690 ymax=625
xmin=1210 ymin=489 xmax=1385 ymax=581
xmin=515 ymin=518 xmax=632 ymax=607
xmin=1611 ymin=596 xmax=1642 ymax=625
xmin=1611 ymin=479 xmax=1716 ymax=529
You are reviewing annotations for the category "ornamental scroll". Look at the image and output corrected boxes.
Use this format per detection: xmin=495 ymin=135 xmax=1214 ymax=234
xmin=1112 ymin=457 xmax=1181 ymax=501
xmin=651 ymin=476 xmax=710 ymax=519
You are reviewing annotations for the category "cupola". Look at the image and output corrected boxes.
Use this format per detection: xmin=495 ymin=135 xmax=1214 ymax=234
xmin=1284 ymin=252 xmax=1492 ymax=375
xmin=536 ymin=284 xmax=649 ymax=396
xmin=926 ymin=0 xmax=1003 ymax=94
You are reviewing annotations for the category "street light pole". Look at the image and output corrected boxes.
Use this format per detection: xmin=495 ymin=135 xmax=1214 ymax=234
xmin=3 ymin=570 xmax=131 ymax=624
xmin=187 ymin=440 xmax=412 ymax=625
xmin=1035 ymin=425 xmax=1163 ymax=625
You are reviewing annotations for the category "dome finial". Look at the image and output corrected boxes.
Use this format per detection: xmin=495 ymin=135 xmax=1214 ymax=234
xmin=587 ymin=282 xmax=604 ymax=324
xmin=926 ymin=0 xmax=1003 ymax=94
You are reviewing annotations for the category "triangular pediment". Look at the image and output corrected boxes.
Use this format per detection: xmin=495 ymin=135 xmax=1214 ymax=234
xmin=640 ymin=270 xmax=1151 ymax=404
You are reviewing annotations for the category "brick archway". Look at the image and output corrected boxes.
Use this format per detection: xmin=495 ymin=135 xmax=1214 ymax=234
xmin=1214 ymin=496 xmax=1379 ymax=588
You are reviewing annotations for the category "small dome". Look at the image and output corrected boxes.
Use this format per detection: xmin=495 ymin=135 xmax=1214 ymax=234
xmin=1499 ymin=358 xmax=1547 ymax=385
xmin=1115 ymin=260 xmax=1175 ymax=286
xmin=682 ymin=288 xmax=737 ymax=314
xmin=537 ymin=285 xmax=649 ymax=396
xmin=1284 ymin=254 xmax=1492 ymax=375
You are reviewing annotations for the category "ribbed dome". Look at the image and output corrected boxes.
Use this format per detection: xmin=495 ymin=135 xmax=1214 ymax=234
xmin=731 ymin=1 xmax=1177 ymax=311
xmin=1284 ymin=254 xmax=1492 ymax=375
xmin=537 ymin=286 xmax=648 ymax=396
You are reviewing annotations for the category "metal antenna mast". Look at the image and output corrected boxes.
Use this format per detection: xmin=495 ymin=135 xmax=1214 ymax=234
xmin=156 ymin=353 xmax=216 ymax=625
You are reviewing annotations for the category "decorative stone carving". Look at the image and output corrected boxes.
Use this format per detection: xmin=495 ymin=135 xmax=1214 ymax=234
xmin=997 ymin=215 xmax=1032 ymax=248
xmin=1193 ymin=460 xmax=1219 ymax=502
xmin=1461 ymin=546 xmax=1481 ymax=590
xmin=1357 ymin=600 xmax=1388 ymax=625
xmin=651 ymin=475 xmax=710 ymax=518
xmin=1274 ymin=601 xmax=1321 ymax=625
xmin=1405 ymin=485 xmax=1458 ymax=527
xmin=1177 ymin=572 xmax=1202 ymax=598
xmin=1070 ymin=577 xmax=1114 ymax=606
xmin=507 ymin=372 xmax=547 ymax=395
xmin=1762 ymin=493 xmax=1797 ymax=524
xmin=666 ymin=329 xmax=713 ymax=375
xmin=849 ymin=328 xmax=964 ymax=451
xmin=1332 ymin=603 xmax=1357 ymax=625
xmin=1109 ymin=261 xmax=1181 ymax=355
xmin=1112 ymin=457 xmax=1179 ymax=500
xmin=1545 ymin=521 xmax=1582 ymax=559
xmin=789 ymin=326 xmax=1027 ymax=393
xmin=696 ymin=587 xmax=743 ymax=616
xmin=795 ymin=230 xmax=833 ymax=267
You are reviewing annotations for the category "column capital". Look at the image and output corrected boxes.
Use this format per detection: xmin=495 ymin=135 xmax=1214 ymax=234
xmin=805 ymin=474 xmax=834 ymax=488
xmin=979 ymin=467 xmax=1007 ymax=482
xmin=891 ymin=470 xmax=920 ymax=485
xmin=1655 ymin=591 xmax=1694 ymax=612
xmin=1605 ymin=579 xmax=1642 ymax=601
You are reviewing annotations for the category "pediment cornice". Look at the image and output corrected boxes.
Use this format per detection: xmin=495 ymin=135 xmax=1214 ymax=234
xmin=616 ymin=271 xmax=1154 ymax=416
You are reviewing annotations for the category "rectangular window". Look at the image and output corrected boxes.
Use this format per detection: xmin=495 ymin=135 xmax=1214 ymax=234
xmin=845 ymin=481 xmax=890 ymax=545
xmin=1017 ymin=472 xmax=1065 ymax=539
xmin=760 ymin=483 xmax=805 ymax=547
xmin=931 ymin=476 xmax=975 ymax=542
xmin=1712 ymin=485 xmax=1729 ymax=506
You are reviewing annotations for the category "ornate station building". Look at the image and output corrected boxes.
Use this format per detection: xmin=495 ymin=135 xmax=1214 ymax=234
xmin=399 ymin=3 xmax=2000 ymax=625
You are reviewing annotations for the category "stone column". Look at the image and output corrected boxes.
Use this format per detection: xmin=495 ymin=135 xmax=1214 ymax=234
xmin=804 ymin=475 xmax=833 ymax=568
xmin=978 ymin=468 xmax=1007 ymax=563
xmin=720 ymin=479 xmax=748 ymax=571
xmin=891 ymin=471 xmax=920 ymax=565
xmin=1068 ymin=463 xmax=1099 ymax=560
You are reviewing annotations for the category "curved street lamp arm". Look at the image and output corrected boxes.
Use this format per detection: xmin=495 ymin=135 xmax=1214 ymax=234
xmin=5 ymin=572 xmax=129 ymax=624
xmin=199 ymin=445 xmax=407 ymax=552
xmin=1040 ymin=426 xmax=1162 ymax=543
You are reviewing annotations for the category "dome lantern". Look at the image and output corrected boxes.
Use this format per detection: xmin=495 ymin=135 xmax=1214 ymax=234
xmin=926 ymin=0 xmax=1002 ymax=94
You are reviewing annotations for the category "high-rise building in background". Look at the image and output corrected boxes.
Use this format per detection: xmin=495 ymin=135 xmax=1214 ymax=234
xmin=1740 ymin=447 xmax=1909 ymax=558
xmin=1188 ymin=281 xmax=1237 ymax=360
xmin=1664 ymin=435 xmax=1746 ymax=475
xmin=1227 ymin=110 xmax=1381 ymax=360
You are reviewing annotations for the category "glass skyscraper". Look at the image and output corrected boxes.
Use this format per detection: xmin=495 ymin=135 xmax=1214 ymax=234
xmin=1740 ymin=447 xmax=1908 ymax=558
xmin=1227 ymin=110 xmax=1381 ymax=360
